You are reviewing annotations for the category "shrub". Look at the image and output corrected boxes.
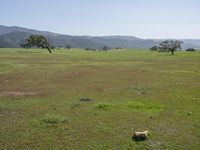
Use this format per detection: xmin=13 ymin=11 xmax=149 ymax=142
xmin=150 ymin=46 xmax=158 ymax=52
xmin=85 ymin=48 xmax=96 ymax=51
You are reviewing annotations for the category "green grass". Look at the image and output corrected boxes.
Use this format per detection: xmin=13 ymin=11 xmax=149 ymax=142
xmin=32 ymin=114 xmax=68 ymax=127
xmin=95 ymin=103 xmax=113 ymax=111
xmin=0 ymin=48 xmax=200 ymax=149
xmin=95 ymin=101 xmax=164 ymax=113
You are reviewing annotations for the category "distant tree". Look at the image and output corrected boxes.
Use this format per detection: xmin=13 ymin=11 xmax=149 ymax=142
xmin=150 ymin=46 xmax=158 ymax=52
xmin=20 ymin=43 xmax=29 ymax=49
xmin=186 ymin=48 xmax=196 ymax=52
xmin=102 ymin=46 xmax=108 ymax=51
xmin=23 ymin=35 xmax=52 ymax=53
xmin=159 ymin=40 xmax=183 ymax=55
xmin=85 ymin=48 xmax=91 ymax=51
xmin=66 ymin=45 xmax=71 ymax=50
xmin=85 ymin=48 xmax=96 ymax=51
xmin=50 ymin=46 xmax=55 ymax=49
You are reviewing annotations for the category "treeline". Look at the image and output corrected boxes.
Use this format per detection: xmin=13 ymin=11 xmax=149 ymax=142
xmin=150 ymin=40 xmax=197 ymax=55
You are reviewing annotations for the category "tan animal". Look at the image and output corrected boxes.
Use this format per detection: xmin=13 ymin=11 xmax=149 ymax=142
xmin=133 ymin=130 xmax=148 ymax=141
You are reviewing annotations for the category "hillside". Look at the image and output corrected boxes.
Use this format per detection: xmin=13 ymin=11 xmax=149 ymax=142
xmin=0 ymin=25 xmax=200 ymax=49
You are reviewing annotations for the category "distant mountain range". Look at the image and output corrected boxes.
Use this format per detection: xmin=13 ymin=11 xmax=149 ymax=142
xmin=0 ymin=25 xmax=200 ymax=49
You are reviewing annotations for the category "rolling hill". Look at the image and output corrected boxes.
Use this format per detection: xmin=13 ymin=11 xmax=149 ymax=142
xmin=0 ymin=25 xmax=200 ymax=49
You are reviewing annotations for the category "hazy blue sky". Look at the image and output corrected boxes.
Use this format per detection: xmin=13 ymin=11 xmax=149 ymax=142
xmin=0 ymin=0 xmax=199 ymax=38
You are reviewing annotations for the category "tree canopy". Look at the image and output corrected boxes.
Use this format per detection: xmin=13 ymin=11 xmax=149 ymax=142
xmin=23 ymin=35 xmax=52 ymax=53
xmin=186 ymin=48 xmax=196 ymax=52
xmin=159 ymin=40 xmax=183 ymax=55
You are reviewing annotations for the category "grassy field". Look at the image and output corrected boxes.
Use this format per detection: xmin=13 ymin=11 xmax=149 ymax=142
xmin=0 ymin=48 xmax=200 ymax=149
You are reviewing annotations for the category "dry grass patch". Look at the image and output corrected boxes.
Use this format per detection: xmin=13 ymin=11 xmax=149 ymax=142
xmin=0 ymin=91 xmax=40 ymax=97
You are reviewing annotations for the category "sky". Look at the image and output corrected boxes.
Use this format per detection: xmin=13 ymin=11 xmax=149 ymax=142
xmin=0 ymin=0 xmax=200 ymax=39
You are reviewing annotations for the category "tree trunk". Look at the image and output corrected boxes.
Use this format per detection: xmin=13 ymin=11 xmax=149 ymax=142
xmin=46 ymin=47 xmax=52 ymax=53
xmin=171 ymin=50 xmax=174 ymax=55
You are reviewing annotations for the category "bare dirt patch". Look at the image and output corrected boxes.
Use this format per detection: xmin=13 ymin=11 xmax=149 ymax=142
xmin=0 ymin=91 xmax=40 ymax=98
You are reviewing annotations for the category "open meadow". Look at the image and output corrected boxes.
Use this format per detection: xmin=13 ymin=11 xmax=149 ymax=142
xmin=0 ymin=48 xmax=200 ymax=149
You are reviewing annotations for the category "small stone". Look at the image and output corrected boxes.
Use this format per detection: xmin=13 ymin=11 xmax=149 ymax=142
xmin=138 ymin=91 xmax=146 ymax=95
xmin=79 ymin=98 xmax=94 ymax=102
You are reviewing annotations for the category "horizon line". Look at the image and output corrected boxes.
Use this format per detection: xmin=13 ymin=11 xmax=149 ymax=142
xmin=1 ymin=24 xmax=200 ymax=40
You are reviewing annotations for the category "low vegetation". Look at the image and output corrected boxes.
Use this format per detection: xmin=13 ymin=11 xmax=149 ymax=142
xmin=0 ymin=48 xmax=199 ymax=149
xmin=33 ymin=114 xmax=68 ymax=127
xmin=95 ymin=101 xmax=164 ymax=113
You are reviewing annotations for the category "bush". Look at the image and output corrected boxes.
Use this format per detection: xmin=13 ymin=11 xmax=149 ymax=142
xmin=102 ymin=46 xmax=109 ymax=51
xmin=150 ymin=46 xmax=158 ymax=51
xmin=50 ymin=46 xmax=55 ymax=49
xmin=85 ymin=48 xmax=96 ymax=51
